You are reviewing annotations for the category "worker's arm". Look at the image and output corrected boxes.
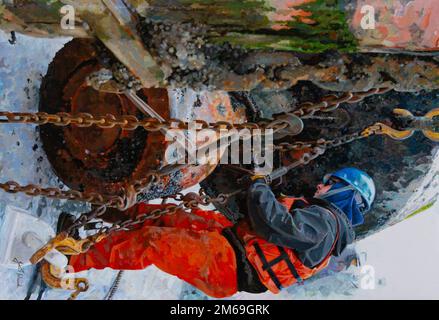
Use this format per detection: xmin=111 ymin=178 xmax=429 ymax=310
xmin=246 ymin=179 xmax=337 ymax=252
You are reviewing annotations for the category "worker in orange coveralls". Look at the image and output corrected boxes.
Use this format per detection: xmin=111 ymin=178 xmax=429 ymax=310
xmin=67 ymin=168 xmax=375 ymax=298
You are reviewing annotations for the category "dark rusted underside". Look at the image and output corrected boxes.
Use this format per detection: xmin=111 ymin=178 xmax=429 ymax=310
xmin=202 ymin=85 xmax=439 ymax=239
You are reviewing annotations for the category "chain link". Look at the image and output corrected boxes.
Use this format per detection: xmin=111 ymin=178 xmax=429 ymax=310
xmin=0 ymin=172 xmax=158 ymax=208
xmin=275 ymin=124 xmax=383 ymax=153
xmin=292 ymin=87 xmax=393 ymax=119
xmin=0 ymin=172 xmax=161 ymax=240
xmin=66 ymin=173 xmax=160 ymax=236
xmin=0 ymin=111 xmax=292 ymax=133
xmin=0 ymin=180 xmax=122 ymax=207
xmin=0 ymin=86 xmax=393 ymax=133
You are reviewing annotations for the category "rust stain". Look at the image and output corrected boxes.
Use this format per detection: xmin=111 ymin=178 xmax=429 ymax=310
xmin=267 ymin=0 xmax=317 ymax=30
xmin=195 ymin=92 xmax=245 ymax=124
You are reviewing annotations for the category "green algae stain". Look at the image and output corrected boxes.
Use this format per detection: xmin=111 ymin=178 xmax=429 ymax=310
xmin=212 ymin=0 xmax=358 ymax=53
xmin=180 ymin=0 xmax=274 ymax=30
xmin=214 ymin=33 xmax=350 ymax=53
xmin=35 ymin=0 xmax=65 ymax=13
xmin=284 ymin=0 xmax=358 ymax=52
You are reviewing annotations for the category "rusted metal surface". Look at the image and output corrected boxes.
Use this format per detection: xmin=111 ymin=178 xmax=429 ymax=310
xmin=350 ymin=0 xmax=439 ymax=52
xmin=6 ymin=0 xmax=439 ymax=53
xmin=38 ymin=39 xmax=246 ymax=200
xmin=3 ymin=1 xmax=439 ymax=92
xmin=0 ymin=1 xmax=89 ymax=38
xmin=0 ymin=0 xmax=164 ymax=86
xmin=169 ymin=89 xmax=247 ymax=123
xmin=77 ymin=0 xmax=165 ymax=87
xmin=262 ymin=0 xmax=439 ymax=51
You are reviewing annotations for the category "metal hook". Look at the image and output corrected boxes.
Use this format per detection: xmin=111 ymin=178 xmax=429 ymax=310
xmin=423 ymin=108 xmax=439 ymax=142
xmin=374 ymin=123 xmax=414 ymax=141
xmin=393 ymin=108 xmax=439 ymax=142
xmin=376 ymin=108 xmax=439 ymax=142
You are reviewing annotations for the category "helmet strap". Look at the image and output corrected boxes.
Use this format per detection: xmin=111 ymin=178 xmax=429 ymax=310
xmin=316 ymin=185 xmax=355 ymax=199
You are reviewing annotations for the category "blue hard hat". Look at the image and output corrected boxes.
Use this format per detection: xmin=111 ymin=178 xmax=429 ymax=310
xmin=323 ymin=167 xmax=376 ymax=211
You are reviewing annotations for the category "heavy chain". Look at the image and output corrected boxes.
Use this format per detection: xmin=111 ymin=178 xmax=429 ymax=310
xmin=0 ymin=181 xmax=126 ymax=209
xmin=0 ymin=111 xmax=291 ymax=133
xmin=274 ymin=123 xmax=383 ymax=153
xmin=65 ymin=174 xmax=163 ymax=236
xmin=91 ymin=188 xmax=241 ymax=239
xmin=0 ymin=87 xmax=393 ymax=133
xmin=0 ymin=172 xmax=161 ymax=242
xmin=0 ymin=87 xmax=393 ymax=218
xmin=166 ymin=188 xmax=242 ymax=207
xmin=0 ymin=172 xmax=159 ymax=210
xmin=291 ymin=87 xmax=393 ymax=118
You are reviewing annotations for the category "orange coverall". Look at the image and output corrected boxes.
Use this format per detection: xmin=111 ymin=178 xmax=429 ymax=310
xmin=69 ymin=203 xmax=238 ymax=298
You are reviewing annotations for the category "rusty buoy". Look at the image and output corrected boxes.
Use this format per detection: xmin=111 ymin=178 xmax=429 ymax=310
xmin=39 ymin=39 xmax=246 ymax=199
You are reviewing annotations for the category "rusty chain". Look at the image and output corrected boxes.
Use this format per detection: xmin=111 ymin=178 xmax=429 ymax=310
xmin=0 ymin=172 xmax=159 ymax=209
xmin=0 ymin=120 xmax=404 ymax=247
xmin=291 ymin=87 xmax=394 ymax=118
xmin=90 ymin=188 xmax=242 ymax=239
xmin=274 ymin=123 xmax=384 ymax=153
xmin=0 ymin=111 xmax=291 ymax=132
xmin=0 ymin=86 xmax=393 ymax=133
xmin=64 ymin=173 xmax=162 ymax=236
xmin=0 ymin=86 xmax=393 ymax=207
xmin=0 ymin=172 xmax=161 ymax=240
xmin=0 ymin=181 xmax=126 ymax=209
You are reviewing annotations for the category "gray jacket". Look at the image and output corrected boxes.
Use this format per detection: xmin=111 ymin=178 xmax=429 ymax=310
xmin=247 ymin=180 xmax=355 ymax=268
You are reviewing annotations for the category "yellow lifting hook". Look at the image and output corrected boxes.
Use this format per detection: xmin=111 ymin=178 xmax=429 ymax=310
xmin=30 ymin=231 xmax=107 ymax=299
xmin=374 ymin=108 xmax=439 ymax=142
xmin=40 ymin=261 xmax=89 ymax=300
xmin=30 ymin=232 xmax=99 ymax=264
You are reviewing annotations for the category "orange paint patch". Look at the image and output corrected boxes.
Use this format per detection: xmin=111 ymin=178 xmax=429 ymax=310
xmin=352 ymin=0 xmax=439 ymax=50
xmin=272 ymin=24 xmax=291 ymax=31
xmin=267 ymin=0 xmax=317 ymax=26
